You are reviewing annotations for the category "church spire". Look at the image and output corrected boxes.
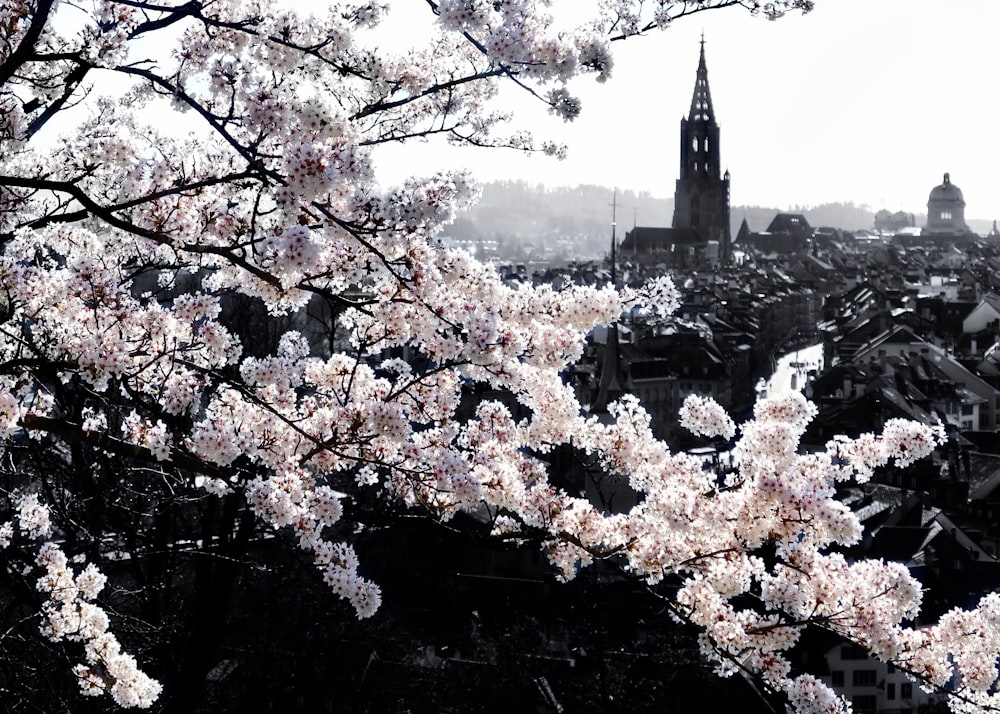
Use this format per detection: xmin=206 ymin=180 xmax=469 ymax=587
xmin=688 ymin=32 xmax=715 ymax=123
xmin=679 ymin=37 xmax=720 ymax=182
xmin=673 ymin=37 xmax=731 ymax=265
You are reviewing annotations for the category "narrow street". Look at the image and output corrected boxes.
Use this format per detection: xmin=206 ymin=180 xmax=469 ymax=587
xmin=762 ymin=343 xmax=824 ymax=399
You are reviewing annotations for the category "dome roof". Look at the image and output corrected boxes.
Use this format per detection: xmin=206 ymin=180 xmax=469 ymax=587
xmin=928 ymin=172 xmax=964 ymax=204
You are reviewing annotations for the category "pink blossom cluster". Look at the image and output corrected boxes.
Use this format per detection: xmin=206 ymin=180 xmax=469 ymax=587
xmin=1 ymin=225 xmax=240 ymax=404
xmin=81 ymin=0 xmax=140 ymax=67
xmin=0 ymin=0 xmax=31 ymax=66
xmin=0 ymin=92 xmax=26 ymax=152
xmin=1 ymin=503 xmax=161 ymax=708
xmin=0 ymin=376 xmax=25 ymax=438
xmin=2 ymin=1 xmax=992 ymax=712
xmin=831 ymin=418 xmax=946 ymax=482
xmin=679 ymin=394 xmax=737 ymax=439
xmin=785 ymin=674 xmax=852 ymax=714
xmin=122 ymin=411 xmax=173 ymax=461
xmin=437 ymin=0 xmax=493 ymax=31
xmin=15 ymin=491 xmax=52 ymax=539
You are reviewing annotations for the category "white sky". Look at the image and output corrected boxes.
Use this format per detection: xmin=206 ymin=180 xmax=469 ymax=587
xmin=374 ymin=0 xmax=1000 ymax=219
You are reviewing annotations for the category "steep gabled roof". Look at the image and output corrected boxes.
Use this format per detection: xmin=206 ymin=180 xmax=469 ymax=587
xmin=852 ymin=324 xmax=925 ymax=360
xmin=766 ymin=213 xmax=813 ymax=237
xmin=871 ymin=525 xmax=935 ymax=563
xmin=932 ymin=511 xmax=998 ymax=563
xmin=734 ymin=218 xmax=751 ymax=245
xmin=979 ymin=292 xmax=1000 ymax=315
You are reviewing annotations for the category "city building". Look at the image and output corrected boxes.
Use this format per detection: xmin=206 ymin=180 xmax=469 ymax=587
xmin=874 ymin=209 xmax=917 ymax=234
xmin=820 ymin=641 xmax=940 ymax=714
xmin=738 ymin=213 xmax=814 ymax=255
xmin=621 ymin=37 xmax=731 ymax=266
xmin=923 ymin=172 xmax=971 ymax=237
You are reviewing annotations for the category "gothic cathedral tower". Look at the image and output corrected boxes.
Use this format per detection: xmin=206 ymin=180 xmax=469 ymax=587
xmin=672 ymin=37 xmax=732 ymax=265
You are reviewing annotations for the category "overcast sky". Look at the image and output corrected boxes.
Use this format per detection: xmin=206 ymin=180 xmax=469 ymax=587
xmin=375 ymin=1 xmax=1000 ymax=220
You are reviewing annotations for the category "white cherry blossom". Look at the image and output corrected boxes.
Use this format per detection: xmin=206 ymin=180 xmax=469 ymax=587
xmin=8 ymin=2 xmax=996 ymax=713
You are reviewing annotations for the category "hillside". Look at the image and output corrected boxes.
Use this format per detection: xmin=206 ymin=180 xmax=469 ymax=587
xmin=447 ymin=181 xmax=993 ymax=263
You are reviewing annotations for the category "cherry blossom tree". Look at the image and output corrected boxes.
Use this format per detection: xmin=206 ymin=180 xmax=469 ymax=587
xmin=3 ymin=0 xmax=999 ymax=712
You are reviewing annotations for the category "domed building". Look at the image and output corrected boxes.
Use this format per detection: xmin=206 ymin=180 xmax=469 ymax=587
xmin=923 ymin=172 xmax=970 ymax=236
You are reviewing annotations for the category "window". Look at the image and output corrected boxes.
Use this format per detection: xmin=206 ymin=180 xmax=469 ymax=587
xmin=887 ymin=682 xmax=896 ymax=700
xmin=852 ymin=669 xmax=877 ymax=687
xmin=832 ymin=670 xmax=845 ymax=687
xmin=901 ymin=683 xmax=913 ymax=699
xmin=853 ymin=695 xmax=877 ymax=713
xmin=941 ymin=210 xmax=953 ymax=221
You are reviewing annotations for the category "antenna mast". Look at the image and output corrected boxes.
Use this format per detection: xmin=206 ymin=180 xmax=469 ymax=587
xmin=610 ymin=189 xmax=617 ymax=288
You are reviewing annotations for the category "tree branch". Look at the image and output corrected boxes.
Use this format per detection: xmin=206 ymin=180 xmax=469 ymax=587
xmin=20 ymin=413 xmax=229 ymax=479
xmin=0 ymin=0 xmax=59 ymax=87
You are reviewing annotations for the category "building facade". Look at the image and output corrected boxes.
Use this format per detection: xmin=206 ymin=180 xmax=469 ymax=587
xmin=924 ymin=172 xmax=970 ymax=236
xmin=821 ymin=641 xmax=940 ymax=714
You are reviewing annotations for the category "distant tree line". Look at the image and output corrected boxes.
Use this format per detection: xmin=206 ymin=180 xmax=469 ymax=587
xmin=450 ymin=183 xmax=994 ymax=262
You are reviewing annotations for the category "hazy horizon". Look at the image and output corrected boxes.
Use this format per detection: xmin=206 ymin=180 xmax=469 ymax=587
xmin=374 ymin=1 xmax=1000 ymax=221
xmin=462 ymin=179 xmax=998 ymax=236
